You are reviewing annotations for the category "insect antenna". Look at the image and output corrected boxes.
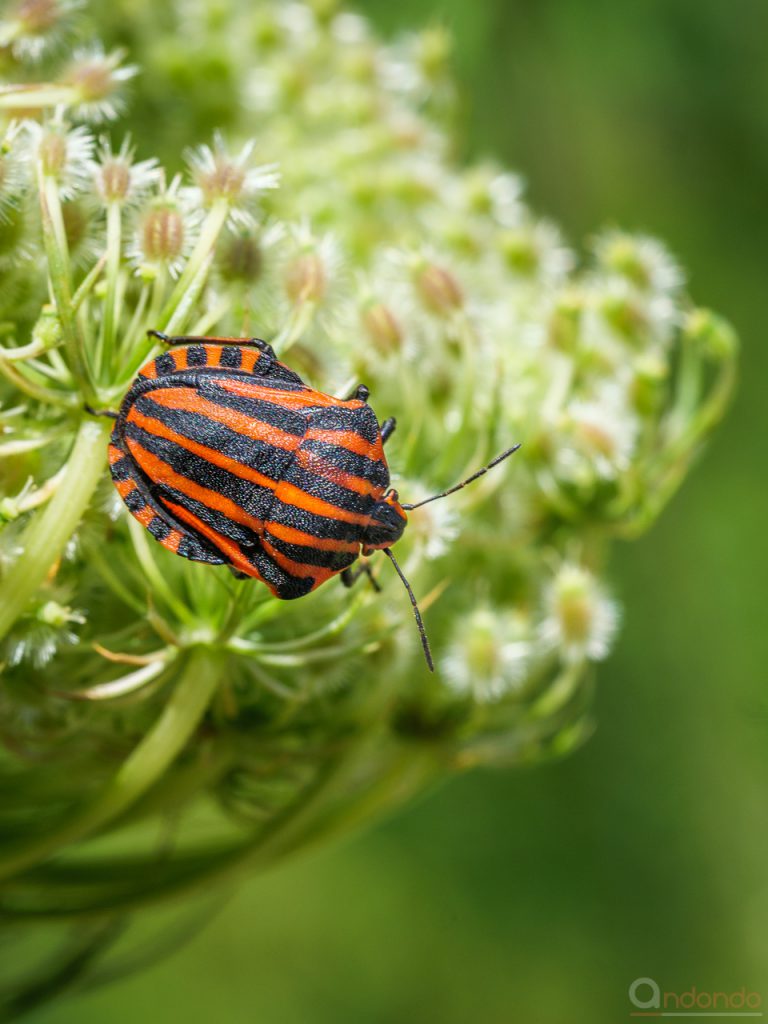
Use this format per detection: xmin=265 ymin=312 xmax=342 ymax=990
xmin=401 ymin=444 xmax=521 ymax=511
xmin=383 ymin=548 xmax=434 ymax=672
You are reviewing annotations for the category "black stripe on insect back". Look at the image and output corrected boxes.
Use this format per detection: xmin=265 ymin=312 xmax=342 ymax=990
xmin=252 ymin=550 xmax=315 ymax=599
xmin=115 ymin=435 xmax=257 ymax=552
xmin=195 ymin=377 xmax=311 ymax=429
xmin=153 ymin=482 xmax=259 ymax=547
xmin=281 ymin=462 xmax=379 ymax=517
xmin=264 ymin=530 xmax=358 ymax=572
xmin=185 ymin=345 xmax=208 ymax=367
xmin=308 ymin=404 xmax=381 ymax=443
xmin=109 ymin=454 xmax=133 ymax=483
xmin=219 ymin=345 xmax=242 ymax=369
xmin=127 ymin=376 xmax=309 ymax=436
xmin=130 ymin=395 xmax=300 ymax=479
xmin=123 ymin=421 xmax=275 ymax=520
xmin=300 ymin=439 xmax=389 ymax=490
xmin=147 ymin=516 xmax=171 ymax=541
xmin=122 ymin=486 xmax=148 ymax=515
xmin=199 ymin=365 xmax=307 ymax=394
xmin=153 ymin=351 xmax=177 ymax=376
xmin=268 ymin=497 xmax=364 ymax=542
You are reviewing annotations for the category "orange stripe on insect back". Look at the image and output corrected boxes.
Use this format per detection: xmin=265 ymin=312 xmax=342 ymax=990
xmin=274 ymin=479 xmax=372 ymax=527
xmin=144 ymin=387 xmax=303 ymax=452
xmin=115 ymin=477 xmax=137 ymax=499
xmin=125 ymin=437 xmax=266 ymax=535
xmin=128 ymin=408 xmax=277 ymax=491
xmin=295 ymin=447 xmax=381 ymax=498
xmin=204 ymin=345 xmax=222 ymax=368
xmin=239 ymin=348 xmax=261 ymax=373
xmin=260 ymin=536 xmax=336 ymax=585
xmin=139 ymin=359 xmax=157 ymax=379
xmin=162 ymin=529 xmax=183 ymax=555
xmin=217 ymin=377 xmax=362 ymax=412
xmin=265 ymin=520 xmax=359 ymax=554
xmin=172 ymin=347 xmax=188 ymax=371
xmin=134 ymin=504 xmax=154 ymax=527
xmin=161 ymin=497 xmax=265 ymax=582
xmin=304 ymin=427 xmax=384 ymax=461
xmin=108 ymin=444 xmax=124 ymax=465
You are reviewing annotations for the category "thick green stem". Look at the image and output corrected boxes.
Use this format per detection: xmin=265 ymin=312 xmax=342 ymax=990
xmin=0 ymin=647 xmax=222 ymax=882
xmin=0 ymin=417 xmax=110 ymax=642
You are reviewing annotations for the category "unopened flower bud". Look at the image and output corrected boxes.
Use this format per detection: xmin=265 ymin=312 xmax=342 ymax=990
xmin=38 ymin=600 xmax=82 ymax=628
xmin=632 ymin=352 xmax=667 ymax=416
xmin=417 ymin=26 xmax=451 ymax=82
xmin=15 ymin=0 xmax=59 ymax=32
xmin=186 ymin=134 xmax=279 ymax=225
xmin=38 ymin=131 xmax=67 ymax=178
xmin=96 ymin=158 xmax=130 ymax=202
xmin=218 ymin=231 xmax=263 ymax=284
xmin=285 ymin=252 xmax=326 ymax=304
xmin=139 ymin=204 xmax=185 ymax=266
xmin=62 ymin=48 xmax=136 ymax=122
xmin=684 ymin=308 xmax=737 ymax=361
xmin=600 ymin=291 xmax=645 ymax=340
xmin=31 ymin=306 xmax=62 ymax=351
xmin=93 ymin=139 xmax=159 ymax=206
xmin=596 ymin=230 xmax=682 ymax=296
xmin=340 ymin=44 xmax=377 ymax=83
xmin=415 ymin=263 xmax=463 ymax=315
xmin=28 ymin=122 xmax=94 ymax=198
xmin=548 ymin=291 xmax=583 ymax=353
xmin=500 ymin=229 xmax=538 ymax=275
xmin=68 ymin=59 xmax=111 ymax=103
xmin=361 ymin=302 xmax=403 ymax=354
xmin=602 ymin=235 xmax=650 ymax=287
xmin=306 ymin=0 xmax=339 ymax=25
xmin=197 ymin=159 xmax=246 ymax=207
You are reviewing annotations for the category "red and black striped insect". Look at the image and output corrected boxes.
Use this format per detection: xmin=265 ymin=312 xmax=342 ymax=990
xmin=105 ymin=332 xmax=519 ymax=670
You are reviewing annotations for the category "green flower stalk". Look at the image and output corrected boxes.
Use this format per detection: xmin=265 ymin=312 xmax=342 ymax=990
xmin=0 ymin=0 xmax=736 ymax=1010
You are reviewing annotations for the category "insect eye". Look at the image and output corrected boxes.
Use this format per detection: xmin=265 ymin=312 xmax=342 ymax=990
xmin=387 ymin=489 xmax=400 ymax=503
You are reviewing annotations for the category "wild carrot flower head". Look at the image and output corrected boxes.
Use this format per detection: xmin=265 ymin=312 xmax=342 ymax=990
xmin=0 ymin=0 xmax=736 ymax=1002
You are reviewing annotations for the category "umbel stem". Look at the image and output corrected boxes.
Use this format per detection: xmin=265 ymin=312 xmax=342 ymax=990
xmin=0 ymin=417 xmax=111 ymax=642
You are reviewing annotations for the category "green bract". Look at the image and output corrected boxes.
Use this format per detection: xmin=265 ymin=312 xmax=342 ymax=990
xmin=0 ymin=0 xmax=735 ymax=1008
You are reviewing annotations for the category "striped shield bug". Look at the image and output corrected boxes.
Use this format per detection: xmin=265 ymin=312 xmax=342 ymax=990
xmin=105 ymin=332 xmax=519 ymax=670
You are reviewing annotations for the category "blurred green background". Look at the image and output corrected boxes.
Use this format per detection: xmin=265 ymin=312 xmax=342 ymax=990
xmin=31 ymin=1 xmax=768 ymax=1021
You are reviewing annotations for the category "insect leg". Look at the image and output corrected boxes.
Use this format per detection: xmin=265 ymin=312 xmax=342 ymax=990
xmin=379 ymin=417 xmax=396 ymax=444
xmin=340 ymin=560 xmax=382 ymax=593
xmin=344 ymin=384 xmax=370 ymax=403
xmin=146 ymin=330 xmax=275 ymax=358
